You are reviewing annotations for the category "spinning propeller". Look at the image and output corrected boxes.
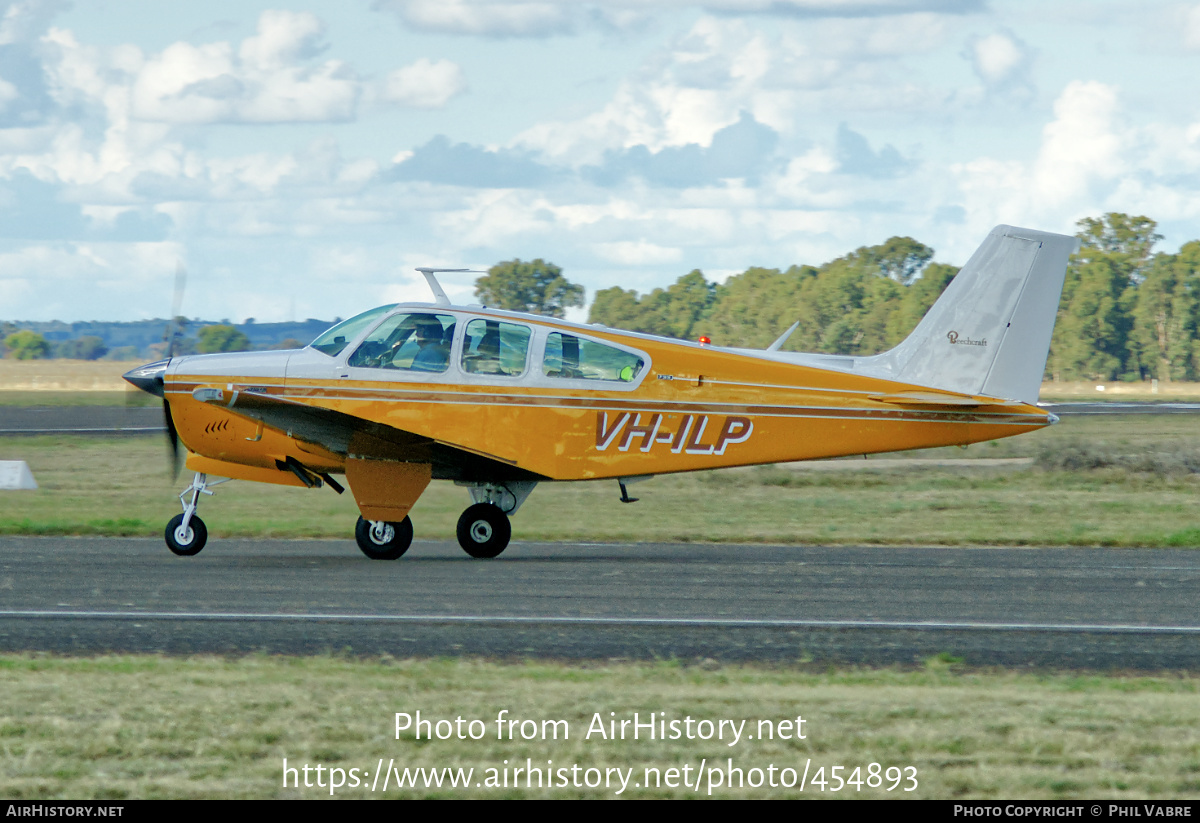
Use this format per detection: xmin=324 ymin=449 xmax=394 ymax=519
xmin=123 ymin=262 xmax=188 ymax=479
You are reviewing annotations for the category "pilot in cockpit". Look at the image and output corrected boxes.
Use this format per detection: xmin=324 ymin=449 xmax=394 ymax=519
xmin=410 ymin=318 xmax=451 ymax=372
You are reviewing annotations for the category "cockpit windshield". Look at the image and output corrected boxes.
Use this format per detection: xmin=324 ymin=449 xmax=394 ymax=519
xmin=308 ymin=305 xmax=397 ymax=357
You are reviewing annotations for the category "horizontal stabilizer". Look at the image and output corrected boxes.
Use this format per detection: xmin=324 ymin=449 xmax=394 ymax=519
xmin=867 ymin=391 xmax=1011 ymax=407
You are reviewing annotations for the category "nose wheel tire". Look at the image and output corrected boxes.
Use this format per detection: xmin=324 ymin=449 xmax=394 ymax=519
xmin=456 ymin=503 xmax=511 ymax=558
xmin=165 ymin=513 xmax=207 ymax=556
xmin=355 ymin=515 xmax=413 ymax=560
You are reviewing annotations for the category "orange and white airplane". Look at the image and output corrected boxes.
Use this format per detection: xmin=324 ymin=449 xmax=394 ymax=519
xmin=124 ymin=225 xmax=1078 ymax=559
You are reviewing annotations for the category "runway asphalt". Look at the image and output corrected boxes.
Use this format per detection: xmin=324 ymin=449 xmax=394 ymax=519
xmin=2 ymin=536 xmax=1198 ymax=669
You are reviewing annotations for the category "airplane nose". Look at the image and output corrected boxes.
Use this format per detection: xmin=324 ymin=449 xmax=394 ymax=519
xmin=123 ymin=359 xmax=170 ymax=397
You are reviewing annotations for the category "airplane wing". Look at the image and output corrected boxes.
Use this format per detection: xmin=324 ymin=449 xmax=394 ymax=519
xmin=188 ymin=386 xmax=544 ymax=482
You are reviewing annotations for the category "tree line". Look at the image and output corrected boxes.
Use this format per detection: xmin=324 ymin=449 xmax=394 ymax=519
xmin=7 ymin=213 xmax=1199 ymax=382
xmin=0 ymin=318 xmax=321 ymax=360
xmin=480 ymin=214 xmax=1200 ymax=383
xmin=0 ymin=324 xmax=255 ymax=360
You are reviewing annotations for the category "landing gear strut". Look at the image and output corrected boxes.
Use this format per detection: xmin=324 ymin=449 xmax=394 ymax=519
xmin=164 ymin=472 xmax=226 ymax=556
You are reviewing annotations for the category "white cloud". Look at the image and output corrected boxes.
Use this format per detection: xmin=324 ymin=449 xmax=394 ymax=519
xmin=700 ymin=0 xmax=976 ymax=13
xmin=433 ymin=189 xmax=557 ymax=248
xmin=942 ymin=81 xmax=1144 ymax=253
xmin=374 ymin=0 xmax=981 ymax=38
xmin=594 ymin=239 xmax=683 ymax=265
xmin=0 ymin=78 xmax=18 ymax=110
xmin=129 ymin=12 xmax=359 ymax=124
xmin=33 ymin=13 xmax=357 ymax=133
xmin=0 ymin=0 xmax=68 ymax=46
xmin=1033 ymin=80 xmax=1123 ymax=210
xmin=0 ymin=240 xmax=183 ymax=320
xmin=374 ymin=0 xmax=575 ymax=37
xmin=380 ymin=58 xmax=468 ymax=109
xmin=964 ymin=29 xmax=1034 ymax=100
xmin=968 ymin=31 xmax=1026 ymax=84
xmin=515 ymin=11 xmax=957 ymax=167
xmin=1185 ymin=4 xmax=1200 ymax=49
xmin=238 ymin=9 xmax=327 ymax=68
xmin=514 ymin=17 xmax=787 ymax=164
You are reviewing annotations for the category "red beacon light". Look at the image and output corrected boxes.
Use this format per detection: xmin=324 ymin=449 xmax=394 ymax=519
xmin=697 ymin=335 xmax=711 ymax=346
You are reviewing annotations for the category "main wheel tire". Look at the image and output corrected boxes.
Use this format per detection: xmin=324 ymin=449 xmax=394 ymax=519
xmin=355 ymin=515 xmax=413 ymax=560
xmin=165 ymin=513 xmax=207 ymax=556
xmin=456 ymin=503 xmax=511 ymax=559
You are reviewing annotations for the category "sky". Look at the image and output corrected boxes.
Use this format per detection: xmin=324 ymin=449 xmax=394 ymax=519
xmin=2 ymin=0 xmax=1200 ymax=324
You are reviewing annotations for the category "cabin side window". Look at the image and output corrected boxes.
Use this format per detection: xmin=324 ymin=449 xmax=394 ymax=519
xmin=461 ymin=318 xmax=531 ymax=377
xmin=347 ymin=313 xmax=457 ymax=373
xmin=542 ymin=332 xmax=645 ymax=382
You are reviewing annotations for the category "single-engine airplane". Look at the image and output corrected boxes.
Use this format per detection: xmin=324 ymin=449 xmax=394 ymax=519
xmin=124 ymin=225 xmax=1079 ymax=559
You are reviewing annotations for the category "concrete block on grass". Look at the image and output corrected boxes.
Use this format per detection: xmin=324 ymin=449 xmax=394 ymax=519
xmin=0 ymin=460 xmax=37 ymax=490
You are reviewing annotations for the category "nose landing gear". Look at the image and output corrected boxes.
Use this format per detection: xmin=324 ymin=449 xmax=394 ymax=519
xmin=165 ymin=511 xmax=207 ymax=556
xmin=163 ymin=472 xmax=228 ymax=556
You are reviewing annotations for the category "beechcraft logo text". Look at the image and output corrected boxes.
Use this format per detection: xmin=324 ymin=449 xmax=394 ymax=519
xmin=947 ymin=331 xmax=988 ymax=346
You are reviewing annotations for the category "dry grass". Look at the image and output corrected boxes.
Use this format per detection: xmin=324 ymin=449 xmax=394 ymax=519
xmin=0 ymin=361 xmax=133 ymax=393
xmin=1039 ymin=381 xmax=1200 ymax=401
xmin=1 ymin=655 xmax=1198 ymax=799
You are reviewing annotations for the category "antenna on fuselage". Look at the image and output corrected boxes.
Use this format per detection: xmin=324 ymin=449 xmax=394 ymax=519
xmin=767 ymin=320 xmax=801 ymax=352
xmin=415 ymin=267 xmax=486 ymax=306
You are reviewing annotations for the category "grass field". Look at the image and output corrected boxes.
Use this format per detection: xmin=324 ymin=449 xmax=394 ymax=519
xmin=2 ymin=655 xmax=1198 ymax=800
xmin=0 ymin=361 xmax=133 ymax=394
xmin=3 ymin=413 xmax=1200 ymax=546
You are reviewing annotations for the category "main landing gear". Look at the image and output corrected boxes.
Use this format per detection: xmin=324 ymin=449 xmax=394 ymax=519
xmin=354 ymin=515 xmax=413 ymax=560
xmin=453 ymin=481 xmax=535 ymax=559
xmin=456 ymin=503 xmax=511 ymax=558
xmin=354 ymin=481 xmax=535 ymax=560
xmin=354 ymin=503 xmax=513 ymax=560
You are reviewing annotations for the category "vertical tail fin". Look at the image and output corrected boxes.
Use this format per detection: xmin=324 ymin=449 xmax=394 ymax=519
xmin=860 ymin=225 xmax=1079 ymax=404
